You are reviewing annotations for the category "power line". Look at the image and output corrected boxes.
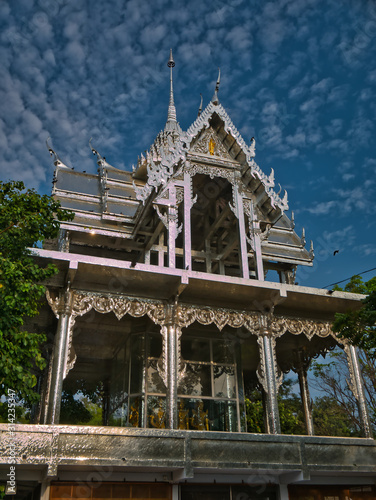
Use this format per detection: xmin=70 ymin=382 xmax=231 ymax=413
xmin=323 ymin=266 xmax=376 ymax=289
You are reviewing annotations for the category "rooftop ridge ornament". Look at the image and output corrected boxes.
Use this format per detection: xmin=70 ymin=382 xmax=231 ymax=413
xmin=89 ymin=137 xmax=105 ymax=167
xmin=46 ymin=137 xmax=71 ymax=170
xmin=89 ymin=138 xmax=118 ymax=170
xmin=165 ymin=49 xmax=179 ymax=132
xmin=211 ymin=68 xmax=220 ymax=105
xmin=198 ymin=93 xmax=203 ymax=117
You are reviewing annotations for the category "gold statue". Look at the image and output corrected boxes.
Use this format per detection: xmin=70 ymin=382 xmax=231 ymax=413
xmin=149 ymin=400 xmax=166 ymax=429
xmin=190 ymin=401 xmax=210 ymax=431
xmin=178 ymin=400 xmax=189 ymax=430
xmin=209 ymin=138 xmax=215 ymax=155
xmin=129 ymin=398 xmax=139 ymax=427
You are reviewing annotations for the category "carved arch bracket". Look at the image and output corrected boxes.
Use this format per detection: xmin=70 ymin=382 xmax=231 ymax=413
xmin=46 ymin=289 xmax=343 ymax=382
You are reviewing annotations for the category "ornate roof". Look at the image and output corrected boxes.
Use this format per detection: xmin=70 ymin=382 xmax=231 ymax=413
xmin=49 ymin=56 xmax=314 ymax=281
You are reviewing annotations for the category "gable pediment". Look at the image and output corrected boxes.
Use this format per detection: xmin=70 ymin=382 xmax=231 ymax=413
xmin=190 ymin=126 xmax=234 ymax=161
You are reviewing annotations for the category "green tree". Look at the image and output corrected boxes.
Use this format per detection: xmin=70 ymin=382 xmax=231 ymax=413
xmin=312 ymin=396 xmax=359 ymax=437
xmin=333 ymin=275 xmax=376 ymax=356
xmin=0 ymin=180 xmax=73 ymax=404
xmin=312 ymin=348 xmax=376 ymax=435
xmin=245 ymin=379 xmax=305 ymax=434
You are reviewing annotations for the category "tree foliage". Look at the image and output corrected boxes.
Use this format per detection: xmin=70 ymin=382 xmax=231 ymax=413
xmin=0 ymin=180 xmax=73 ymax=403
xmin=245 ymin=379 xmax=305 ymax=435
xmin=312 ymin=348 xmax=376 ymax=435
xmin=332 ymin=275 xmax=376 ymax=356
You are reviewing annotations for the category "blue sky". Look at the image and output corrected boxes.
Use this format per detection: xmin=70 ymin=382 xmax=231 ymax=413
xmin=0 ymin=0 xmax=375 ymax=289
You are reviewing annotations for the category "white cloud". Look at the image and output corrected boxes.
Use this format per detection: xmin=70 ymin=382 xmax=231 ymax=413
xmin=354 ymin=244 xmax=376 ymax=257
xmin=286 ymin=129 xmax=306 ymax=147
xmin=326 ymin=118 xmax=343 ymax=137
xmin=65 ymin=40 xmax=86 ymax=66
xmin=300 ymin=96 xmax=324 ymax=113
xmin=322 ymin=225 xmax=355 ymax=248
xmin=327 ymin=85 xmax=349 ymax=104
xmin=342 ymin=173 xmax=355 ymax=182
xmin=307 ymin=200 xmax=336 ymax=215
xmin=258 ymin=19 xmax=289 ymax=52
xmin=311 ymin=78 xmax=333 ymax=93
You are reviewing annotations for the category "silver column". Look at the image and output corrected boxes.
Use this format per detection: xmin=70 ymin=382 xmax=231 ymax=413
xmin=294 ymin=349 xmax=314 ymax=436
xmin=257 ymin=317 xmax=281 ymax=434
xmin=167 ymin=185 xmax=177 ymax=268
xmin=234 ymin=185 xmax=250 ymax=279
xmin=46 ymin=288 xmax=73 ymax=424
xmin=183 ymin=170 xmax=192 ymax=271
xmin=345 ymin=345 xmax=373 ymax=438
xmin=244 ymin=198 xmax=264 ymax=280
xmin=162 ymin=303 xmax=180 ymax=429
xmin=252 ymin=221 xmax=264 ymax=281
xmin=166 ymin=323 xmax=180 ymax=429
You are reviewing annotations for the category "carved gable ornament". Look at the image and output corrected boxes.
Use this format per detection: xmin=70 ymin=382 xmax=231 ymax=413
xmin=191 ymin=128 xmax=233 ymax=160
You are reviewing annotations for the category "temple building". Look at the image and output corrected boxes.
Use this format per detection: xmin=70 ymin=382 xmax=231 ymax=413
xmin=1 ymin=51 xmax=375 ymax=500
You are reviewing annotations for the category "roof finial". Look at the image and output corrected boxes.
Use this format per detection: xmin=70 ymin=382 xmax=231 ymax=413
xmin=165 ymin=49 xmax=178 ymax=130
xmin=211 ymin=68 xmax=220 ymax=105
xmin=198 ymin=93 xmax=203 ymax=117
xmin=89 ymin=137 xmax=105 ymax=167
xmin=46 ymin=137 xmax=71 ymax=169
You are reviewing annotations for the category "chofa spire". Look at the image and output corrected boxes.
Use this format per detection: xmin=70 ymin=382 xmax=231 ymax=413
xmin=211 ymin=68 xmax=220 ymax=105
xmin=165 ymin=49 xmax=179 ymax=132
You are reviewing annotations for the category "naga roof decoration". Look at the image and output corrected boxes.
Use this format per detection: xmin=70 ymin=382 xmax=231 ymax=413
xmin=47 ymin=137 xmax=72 ymax=170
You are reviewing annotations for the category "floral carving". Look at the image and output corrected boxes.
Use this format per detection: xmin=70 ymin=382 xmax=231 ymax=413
xmin=46 ymin=288 xmax=343 ymax=383
xmin=185 ymin=163 xmax=237 ymax=183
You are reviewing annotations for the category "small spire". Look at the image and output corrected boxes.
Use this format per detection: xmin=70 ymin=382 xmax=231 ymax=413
xmin=309 ymin=240 xmax=314 ymax=258
xmin=211 ymin=68 xmax=220 ymax=105
xmin=198 ymin=93 xmax=203 ymax=117
xmin=165 ymin=49 xmax=178 ymax=131
xmin=301 ymin=227 xmax=306 ymax=246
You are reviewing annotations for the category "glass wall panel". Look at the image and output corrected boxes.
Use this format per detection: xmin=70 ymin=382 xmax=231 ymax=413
xmin=147 ymin=359 xmax=166 ymax=394
xmin=109 ymin=344 xmax=129 ymax=426
xmin=178 ymin=363 xmax=211 ymax=397
xmin=147 ymin=396 xmax=167 ymax=428
xmin=182 ymin=338 xmax=210 ymax=361
xmin=61 ymin=315 xmax=244 ymax=432
xmin=128 ymin=396 xmax=144 ymax=427
xmin=213 ymin=365 xmax=236 ymax=398
xmin=212 ymin=340 xmax=234 ymax=364
xmin=177 ymin=334 xmax=243 ymax=432
xmin=130 ymin=334 xmax=145 ymax=394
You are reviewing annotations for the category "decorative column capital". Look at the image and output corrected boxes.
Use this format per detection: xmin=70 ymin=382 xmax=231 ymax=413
xmin=46 ymin=286 xmax=74 ymax=317
xmin=258 ymin=310 xmax=275 ymax=334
